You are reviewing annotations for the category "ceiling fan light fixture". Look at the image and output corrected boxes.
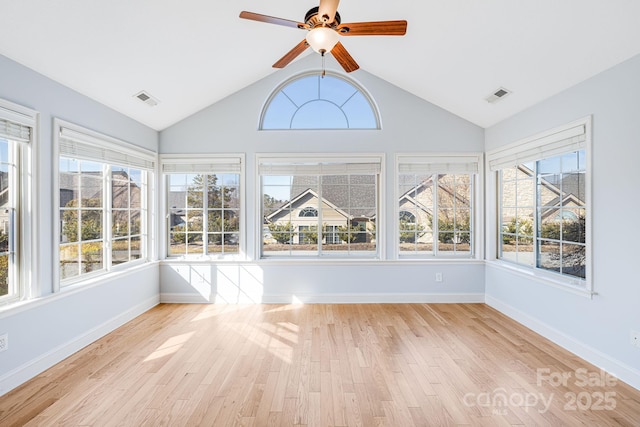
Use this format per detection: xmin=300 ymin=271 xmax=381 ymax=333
xmin=305 ymin=27 xmax=339 ymax=54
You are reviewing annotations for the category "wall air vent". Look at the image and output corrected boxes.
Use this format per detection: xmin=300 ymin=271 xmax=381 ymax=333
xmin=486 ymin=87 xmax=512 ymax=103
xmin=133 ymin=90 xmax=160 ymax=107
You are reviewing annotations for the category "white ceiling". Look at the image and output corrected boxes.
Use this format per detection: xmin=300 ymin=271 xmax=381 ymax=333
xmin=1 ymin=1 xmax=640 ymax=131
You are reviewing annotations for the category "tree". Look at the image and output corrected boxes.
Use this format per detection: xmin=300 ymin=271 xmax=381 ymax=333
xmin=399 ymin=219 xmax=427 ymax=243
xmin=502 ymin=217 xmax=533 ymax=244
xmin=62 ymin=198 xmax=102 ymax=243
xmin=268 ymin=222 xmax=295 ymax=244
xmin=438 ymin=213 xmax=470 ymax=244
xmin=337 ymin=223 xmax=362 ymax=244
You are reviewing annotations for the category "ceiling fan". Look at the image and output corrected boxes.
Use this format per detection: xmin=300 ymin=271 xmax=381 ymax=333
xmin=239 ymin=0 xmax=407 ymax=73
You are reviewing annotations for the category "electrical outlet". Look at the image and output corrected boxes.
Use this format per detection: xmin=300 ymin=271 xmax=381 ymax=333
xmin=435 ymin=273 xmax=443 ymax=282
xmin=0 ymin=333 xmax=7 ymax=353
xmin=631 ymin=330 xmax=640 ymax=348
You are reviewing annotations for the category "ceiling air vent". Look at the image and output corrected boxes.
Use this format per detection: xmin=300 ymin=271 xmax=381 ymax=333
xmin=133 ymin=90 xmax=160 ymax=107
xmin=486 ymin=87 xmax=512 ymax=103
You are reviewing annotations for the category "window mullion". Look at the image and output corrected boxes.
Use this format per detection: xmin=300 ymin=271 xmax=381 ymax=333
xmin=104 ymin=164 xmax=112 ymax=270
xmin=318 ymin=177 xmax=323 ymax=256
xmin=433 ymin=174 xmax=439 ymax=257
xmin=203 ymin=174 xmax=208 ymax=255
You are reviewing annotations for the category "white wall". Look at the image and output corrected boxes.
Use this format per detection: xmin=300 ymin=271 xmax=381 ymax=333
xmin=485 ymin=54 xmax=640 ymax=389
xmin=159 ymin=55 xmax=486 ymax=303
xmin=0 ymin=54 xmax=159 ymax=395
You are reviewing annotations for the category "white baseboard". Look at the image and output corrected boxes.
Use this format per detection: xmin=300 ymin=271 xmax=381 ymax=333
xmin=160 ymin=292 xmax=485 ymax=304
xmin=485 ymin=295 xmax=640 ymax=392
xmin=0 ymin=295 xmax=159 ymax=397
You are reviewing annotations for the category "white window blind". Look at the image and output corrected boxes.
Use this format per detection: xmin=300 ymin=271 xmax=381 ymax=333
xmin=397 ymin=154 xmax=480 ymax=174
xmin=162 ymin=157 xmax=242 ymax=174
xmin=58 ymin=125 xmax=155 ymax=170
xmin=259 ymin=160 xmax=381 ymax=175
xmin=487 ymin=123 xmax=586 ymax=171
xmin=0 ymin=102 xmax=36 ymax=143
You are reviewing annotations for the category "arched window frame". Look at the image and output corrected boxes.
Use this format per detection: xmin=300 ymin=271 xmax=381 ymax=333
xmin=299 ymin=207 xmax=318 ymax=217
xmin=259 ymin=71 xmax=381 ymax=130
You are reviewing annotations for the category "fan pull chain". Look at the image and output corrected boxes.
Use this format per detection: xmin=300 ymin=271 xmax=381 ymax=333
xmin=321 ymin=50 xmax=326 ymax=78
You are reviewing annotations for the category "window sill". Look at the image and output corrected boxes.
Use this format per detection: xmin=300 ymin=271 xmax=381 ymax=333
xmin=486 ymin=259 xmax=594 ymax=299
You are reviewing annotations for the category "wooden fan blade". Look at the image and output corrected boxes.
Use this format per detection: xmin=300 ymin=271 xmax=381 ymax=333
xmin=239 ymin=11 xmax=309 ymax=30
xmin=318 ymin=0 xmax=340 ymax=24
xmin=273 ymin=39 xmax=310 ymax=68
xmin=337 ymin=20 xmax=407 ymax=36
xmin=331 ymin=42 xmax=359 ymax=73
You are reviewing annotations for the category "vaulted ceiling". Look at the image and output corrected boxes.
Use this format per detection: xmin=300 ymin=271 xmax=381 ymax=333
xmin=1 ymin=1 xmax=639 ymax=131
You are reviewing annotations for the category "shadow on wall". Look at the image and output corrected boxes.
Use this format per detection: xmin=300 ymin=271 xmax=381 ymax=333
xmin=160 ymin=264 xmax=265 ymax=303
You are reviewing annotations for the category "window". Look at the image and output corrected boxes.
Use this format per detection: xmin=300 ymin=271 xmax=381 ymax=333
xmin=260 ymin=72 xmax=379 ymax=130
xmin=397 ymin=154 xmax=480 ymax=258
xmin=163 ymin=156 xmax=242 ymax=258
xmin=488 ymin=119 xmax=589 ymax=287
xmin=0 ymin=99 xmax=36 ymax=304
xmin=56 ymin=121 xmax=154 ymax=284
xmin=260 ymin=155 xmax=381 ymax=257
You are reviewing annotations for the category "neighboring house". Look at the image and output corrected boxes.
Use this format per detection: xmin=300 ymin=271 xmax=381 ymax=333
xmin=397 ymin=174 xmax=472 ymax=244
xmin=501 ymin=164 xmax=585 ymax=225
xmin=59 ymin=170 xmax=141 ymax=243
xmin=265 ymin=176 xmax=376 ymax=245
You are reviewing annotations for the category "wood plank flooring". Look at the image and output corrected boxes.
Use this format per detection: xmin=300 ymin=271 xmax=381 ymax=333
xmin=0 ymin=303 xmax=638 ymax=426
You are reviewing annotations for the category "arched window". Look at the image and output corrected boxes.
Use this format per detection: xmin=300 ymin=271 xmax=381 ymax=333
xmin=260 ymin=72 xmax=380 ymax=130
xmin=299 ymin=207 xmax=318 ymax=217
xmin=399 ymin=211 xmax=416 ymax=223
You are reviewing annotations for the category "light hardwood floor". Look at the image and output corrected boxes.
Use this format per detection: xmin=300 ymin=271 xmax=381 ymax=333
xmin=0 ymin=303 xmax=638 ymax=426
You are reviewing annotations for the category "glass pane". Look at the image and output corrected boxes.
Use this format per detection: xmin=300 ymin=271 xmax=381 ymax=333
xmin=60 ymin=244 xmax=79 ymax=280
xmin=0 ymin=253 xmax=8 ymax=297
xmin=59 ymin=209 xmax=78 ymax=243
xmin=80 ymin=210 xmax=102 ymax=241
xmin=80 ymin=175 xmax=103 ymax=208
xmin=59 ymin=172 xmax=79 ymax=208
xmin=539 ymin=210 xmax=561 ymax=240
xmin=562 ymin=172 xmax=585 ymax=206
xmin=538 ymin=242 xmax=560 ymax=273
xmin=562 ymin=243 xmax=586 ymax=279
xmin=342 ymin=92 xmax=377 ymax=128
xmin=131 ymin=236 xmax=141 ymax=260
xmin=130 ymin=210 xmax=142 ymax=235
xmin=538 ymin=157 xmax=561 ymax=175
xmin=186 ymin=234 xmax=204 ymax=255
xmin=112 ymin=211 xmax=129 ymax=237
xmin=59 ymin=157 xmax=79 ymax=173
xmin=517 ymin=236 xmax=535 ymax=266
xmin=187 ymin=190 xmax=203 ymax=208
xmin=208 ymin=210 xmax=222 ymax=232
xmin=502 ymin=181 xmax=516 ymax=207
xmin=225 ymin=210 xmax=240 ymax=232
xmin=129 ymin=182 xmax=142 ymax=209
xmin=224 ymin=233 xmax=239 ymax=253
xmin=207 ymin=233 xmax=223 ymax=253
xmin=562 ymin=211 xmax=586 ymax=244
xmin=112 ymin=238 xmax=130 ymax=265
xmin=538 ymin=175 xmax=561 ymax=206
xmin=112 ymin=182 xmax=129 ymax=209
xmin=517 ymin=179 xmax=535 ymax=207
xmin=169 ymin=233 xmax=186 ymax=256
xmin=81 ymin=242 xmax=103 ymax=273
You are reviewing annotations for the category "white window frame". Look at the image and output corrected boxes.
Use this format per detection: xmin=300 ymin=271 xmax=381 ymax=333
xmin=486 ymin=117 xmax=592 ymax=295
xmin=160 ymin=154 xmax=245 ymax=261
xmin=54 ymin=119 xmax=156 ymax=289
xmin=0 ymin=99 xmax=38 ymax=306
xmin=257 ymin=153 xmax=385 ymax=260
xmin=395 ymin=153 xmax=483 ymax=260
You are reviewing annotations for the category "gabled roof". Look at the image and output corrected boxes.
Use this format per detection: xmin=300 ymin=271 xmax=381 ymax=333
xmin=266 ymin=188 xmax=350 ymax=222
